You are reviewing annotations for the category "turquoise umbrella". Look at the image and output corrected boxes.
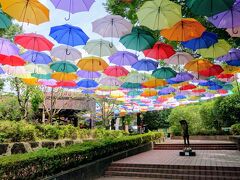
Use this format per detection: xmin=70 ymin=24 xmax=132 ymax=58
xmin=120 ymin=27 xmax=156 ymax=51
xmin=50 ymin=61 xmax=78 ymax=73
xmin=0 ymin=10 xmax=11 ymax=29
xmin=152 ymin=67 xmax=177 ymax=79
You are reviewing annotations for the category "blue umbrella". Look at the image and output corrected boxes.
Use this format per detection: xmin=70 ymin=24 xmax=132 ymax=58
xmin=175 ymin=95 xmax=186 ymax=100
xmin=182 ymin=32 xmax=218 ymax=51
xmin=82 ymin=89 xmax=95 ymax=94
xmin=49 ymin=24 xmax=89 ymax=46
xmin=158 ymin=87 xmax=176 ymax=95
xmin=199 ymin=81 xmax=216 ymax=86
xmin=132 ymin=59 xmax=158 ymax=71
xmin=208 ymin=84 xmax=222 ymax=90
xmin=172 ymin=72 xmax=194 ymax=82
xmin=226 ymin=60 xmax=240 ymax=66
xmin=77 ymin=79 xmax=98 ymax=88
xmin=21 ymin=50 xmax=52 ymax=64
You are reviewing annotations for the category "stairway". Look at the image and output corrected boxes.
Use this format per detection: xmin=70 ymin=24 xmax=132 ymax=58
xmin=105 ymin=163 xmax=240 ymax=180
xmin=153 ymin=143 xmax=238 ymax=150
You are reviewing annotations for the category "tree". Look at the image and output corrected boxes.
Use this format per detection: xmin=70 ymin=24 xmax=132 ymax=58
xmin=143 ymin=109 xmax=171 ymax=130
xmin=0 ymin=24 xmax=22 ymax=41
xmin=0 ymin=79 xmax=4 ymax=93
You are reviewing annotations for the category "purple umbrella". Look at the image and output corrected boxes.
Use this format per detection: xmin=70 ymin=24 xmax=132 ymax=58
xmin=208 ymin=2 xmax=240 ymax=34
xmin=217 ymin=49 xmax=240 ymax=62
xmin=0 ymin=38 xmax=19 ymax=55
xmin=77 ymin=70 xmax=101 ymax=79
xmin=173 ymin=72 xmax=194 ymax=82
xmin=21 ymin=50 xmax=52 ymax=64
xmin=50 ymin=0 xmax=95 ymax=20
xmin=99 ymin=77 xmax=123 ymax=86
xmin=109 ymin=51 xmax=138 ymax=66
xmin=158 ymin=87 xmax=176 ymax=95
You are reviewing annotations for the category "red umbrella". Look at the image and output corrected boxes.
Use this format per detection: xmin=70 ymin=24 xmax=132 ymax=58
xmin=217 ymin=74 xmax=234 ymax=79
xmin=57 ymin=81 xmax=77 ymax=87
xmin=103 ymin=66 xmax=129 ymax=77
xmin=0 ymin=54 xmax=26 ymax=66
xmin=180 ymin=84 xmax=197 ymax=90
xmin=218 ymin=89 xmax=228 ymax=94
xmin=192 ymin=89 xmax=206 ymax=93
xmin=198 ymin=65 xmax=224 ymax=77
xmin=14 ymin=33 xmax=54 ymax=51
xmin=143 ymin=42 xmax=175 ymax=60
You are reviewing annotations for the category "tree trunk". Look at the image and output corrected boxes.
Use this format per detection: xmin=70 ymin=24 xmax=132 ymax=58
xmin=49 ymin=88 xmax=54 ymax=123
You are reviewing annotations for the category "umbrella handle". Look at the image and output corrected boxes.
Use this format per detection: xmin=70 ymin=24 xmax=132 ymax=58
xmin=212 ymin=15 xmax=218 ymax=20
xmin=66 ymin=49 xmax=71 ymax=55
xmin=65 ymin=12 xmax=71 ymax=21
xmin=232 ymin=27 xmax=239 ymax=35
xmin=109 ymin=42 xmax=114 ymax=48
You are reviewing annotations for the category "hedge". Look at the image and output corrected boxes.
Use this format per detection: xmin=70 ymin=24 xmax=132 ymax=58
xmin=0 ymin=132 xmax=162 ymax=180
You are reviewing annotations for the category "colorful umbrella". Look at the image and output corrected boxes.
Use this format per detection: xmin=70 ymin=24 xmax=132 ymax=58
xmin=217 ymin=49 xmax=240 ymax=62
xmin=2 ymin=65 xmax=28 ymax=76
xmin=51 ymin=45 xmax=82 ymax=61
xmin=103 ymin=66 xmax=129 ymax=77
xmin=181 ymin=31 xmax=218 ymax=51
xmin=120 ymin=27 xmax=156 ymax=51
xmin=38 ymin=79 xmax=57 ymax=87
xmin=0 ymin=55 xmax=26 ymax=66
xmin=15 ymin=33 xmax=54 ymax=51
xmin=165 ymin=52 xmax=193 ymax=65
xmin=92 ymin=15 xmax=132 ymax=38
xmin=52 ymin=72 xmax=78 ymax=81
xmin=22 ymin=78 xmax=39 ymax=86
xmin=0 ymin=0 xmax=49 ymax=25
xmin=32 ymin=73 xmax=52 ymax=80
xmin=109 ymin=51 xmax=138 ymax=66
xmin=77 ymin=79 xmax=98 ymax=88
xmin=0 ymin=10 xmax=11 ymax=29
xmin=77 ymin=70 xmax=101 ymax=79
xmin=208 ymin=84 xmax=223 ymax=90
xmin=184 ymin=59 xmax=213 ymax=72
xmin=121 ymin=82 xmax=142 ymax=89
xmin=143 ymin=42 xmax=175 ymax=60
xmin=208 ymin=2 xmax=240 ymax=33
xmin=180 ymin=84 xmax=197 ymax=90
xmin=197 ymin=39 xmax=231 ymax=58
xmin=198 ymin=65 xmax=224 ymax=77
xmin=142 ymin=78 xmax=167 ymax=88
xmin=159 ymin=87 xmax=176 ymax=95
xmin=186 ymin=0 xmax=235 ymax=17
xmin=21 ymin=50 xmax=52 ymax=64
xmin=77 ymin=57 xmax=108 ymax=72
xmin=152 ymin=67 xmax=177 ymax=79
xmin=173 ymin=72 xmax=194 ymax=82
xmin=136 ymin=0 xmax=182 ymax=30
xmin=125 ymin=73 xmax=149 ymax=83
xmin=132 ymin=59 xmax=158 ymax=71
xmin=50 ymin=24 xmax=89 ymax=46
xmin=161 ymin=18 xmax=206 ymax=41
xmin=226 ymin=60 xmax=240 ymax=66
xmin=25 ymin=64 xmax=52 ymax=74
xmin=83 ymin=39 xmax=117 ymax=57
xmin=0 ymin=66 xmax=4 ymax=74
xmin=226 ymin=26 xmax=240 ymax=37
xmin=99 ymin=77 xmax=123 ymax=86
xmin=127 ymin=90 xmax=142 ymax=97
xmin=50 ymin=0 xmax=95 ymax=20
xmin=0 ymin=38 xmax=19 ymax=56
xmin=141 ymin=89 xmax=158 ymax=97
xmin=57 ymin=81 xmax=77 ymax=87
xmin=50 ymin=61 xmax=78 ymax=73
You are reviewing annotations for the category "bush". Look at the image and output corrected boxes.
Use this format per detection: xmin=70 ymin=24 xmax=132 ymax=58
xmin=231 ymin=123 xmax=240 ymax=135
xmin=0 ymin=132 xmax=162 ymax=179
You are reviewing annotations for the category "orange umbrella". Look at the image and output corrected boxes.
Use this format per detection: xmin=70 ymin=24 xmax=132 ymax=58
xmin=184 ymin=59 xmax=213 ymax=72
xmin=160 ymin=18 xmax=206 ymax=41
xmin=141 ymin=89 xmax=158 ymax=97
xmin=22 ymin=78 xmax=39 ymax=86
xmin=51 ymin=72 xmax=78 ymax=81
xmin=77 ymin=56 xmax=108 ymax=72
xmin=142 ymin=78 xmax=167 ymax=88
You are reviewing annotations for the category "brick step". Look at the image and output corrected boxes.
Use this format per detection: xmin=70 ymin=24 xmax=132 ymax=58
xmin=105 ymin=171 xmax=240 ymax=180
xmin=154 ymin=147 xmax=237 ymax=150
xmin=110 ymin=163 xmax=240 ymax=171
xmin=107 ymin=166 xmax=240 ymax=176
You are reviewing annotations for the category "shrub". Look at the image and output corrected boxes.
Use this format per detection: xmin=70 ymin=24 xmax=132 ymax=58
xmin=0 ymin=132 xmax=162 ymax=179
xmin=231 ymin=123 xmax=240 ymax=135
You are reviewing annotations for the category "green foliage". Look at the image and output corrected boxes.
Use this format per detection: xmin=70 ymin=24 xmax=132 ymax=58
xmin=0 ymin=79 xmax=4 ymax=92
xmin=30 ymin=88 xmax=43 ymax=113
xmin=143 ymin=109 xmax=171 ymax=130
xmin=0 ymin=132 xmax=162 ymax=179
xmin=0 ymin=24 xmax=22 ymax=41
xmin=230 ymin=123 xmax=240 ymax=135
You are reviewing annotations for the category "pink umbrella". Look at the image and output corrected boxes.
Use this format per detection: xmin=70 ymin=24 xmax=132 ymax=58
xmin=226 ymin=26 xmax=240 ymax=37
xmin=103 ymin=66 xmax=129 ymax=77
xmin=38 ymin=79 xmax=57 ymax=86
xmin=165 ymin=52 xmax=193 ymax=65
xmin=99 ymin=77 xmax=123 ymax=86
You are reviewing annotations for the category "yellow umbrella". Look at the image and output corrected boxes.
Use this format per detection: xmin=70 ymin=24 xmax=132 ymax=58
xmin=110 ymin=90 xmax=125 ymax=98
xmin=77 ymin=56 xmax=109 ymax=72
xmin=21 ymin=78 xmax=39 ymax=86
xmin=51 ymin=72 xmax=78 ymax=81
xmin=172 ymin=82 xmax=189 ymax=88
xmin=184 ymin=59 xmax=213 ymax=72
xmin=222 ymin=65 xmax=240 ymax=74
xmin=141 ymin=89 xmax=158 ymax=97
xmin=142 ymin=78 xmax=167 ymax=88
xmin=0 ymin=0 xmax=49 ymax=25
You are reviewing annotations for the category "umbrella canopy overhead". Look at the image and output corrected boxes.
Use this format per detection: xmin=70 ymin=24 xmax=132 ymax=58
xmin=51 ymin=45 xmax=82 ymax=61
xmin=21 ymin=50 xmax=52 ymax=64
xmin=83 ymin=39 xmax=117 ymax=57
xmin=120 ymin=27 xmax=156 ymax=51
xmin=15 ymin=33 xmax=54 ymax=51
xmin=0 ymin=10 xmax=12 ymax=29
xmin=217 ymin=49 xmax=240 ymax=62
xmin=92 ymin=15 xmax=132 ymax=38
xmin=0 ymin=55 xmax=26 ymax=66
xmin=25 ymin=64 xmax=52 ymax=74
xmin=136 ymin=0 xmax=182 ymax=30
xmin=184 ymin=59 xmax=213 ymax=72
xmin=186 ymin=0 xmax=235 ymax=17
xmin=109 ymin=51 xmax=138 ymax=66
xmin=77 ymin=56 xmax=108 ymax=72
xmin=152 ymin=67 xmax=177 ymax=79
xmin=0 ymin=38 xmax=19 ymax=56
xmin=103 ymin=66 xmax=129 ymax=77
xmin=198 ymin=65 xmax=224 ymax=77
xmin=99 ymin=77 xmax=123 ymax=86
xmin=165 ymin=52 xmax=193 ymax=65
xmin=50 ymin=61 xmax=78 ymax=73
xmin=142 ymin=78 xmax=167 ymax=88
xmin=125 ymin=73 xmax=149 ymax=83
xmin=77 ymin=79 xmax=98 ymax=88
xmin=132 ymin=59 xmax=158 ymax=71
xmin=161 ymin=18 xmax=206 ymax=41
xmin=50 ymin=24 xmax=89 ymax=46
xmin=0 ymin=0 xmax=49 ymax=25
xmin=77 ymin=70 xmax=101 ymax=79
xmin=52 ymin=72 xmax=78 ymax=81
xmin=143 ymin=42 xmax=175 ymax=60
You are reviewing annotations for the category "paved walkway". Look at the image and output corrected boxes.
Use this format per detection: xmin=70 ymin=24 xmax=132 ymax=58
xmin=115 ymin=150 xmax=240 ymax=167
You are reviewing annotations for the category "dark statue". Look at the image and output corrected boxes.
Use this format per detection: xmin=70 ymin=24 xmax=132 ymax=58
xmin=180 ymin=120 xmax=190 ymax=147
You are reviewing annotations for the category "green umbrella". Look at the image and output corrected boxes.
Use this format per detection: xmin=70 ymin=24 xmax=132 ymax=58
xmin=127 ymin=90 xmax=142 ymax=97
xmin=121 ymin=82 xmax=142 ymax=89
xmin=31 ymin=73 xmax=52 ymax=80
xmin=152 ymin=67 xmax=177 ymax=79
xmin=136 ymin=0 xmax=182 ymax=30
xmin=0 ymin=10 xmax=12 ymax=29
xmin=222 ymin=84 xmax=234 ymax=90
xmin=50 ymin=61 xmax=78 ymax=73
xmin=186 ymin=0 xmax=235 ymax=17
xmin=120 ymin=27 xmax=156 ymax=51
